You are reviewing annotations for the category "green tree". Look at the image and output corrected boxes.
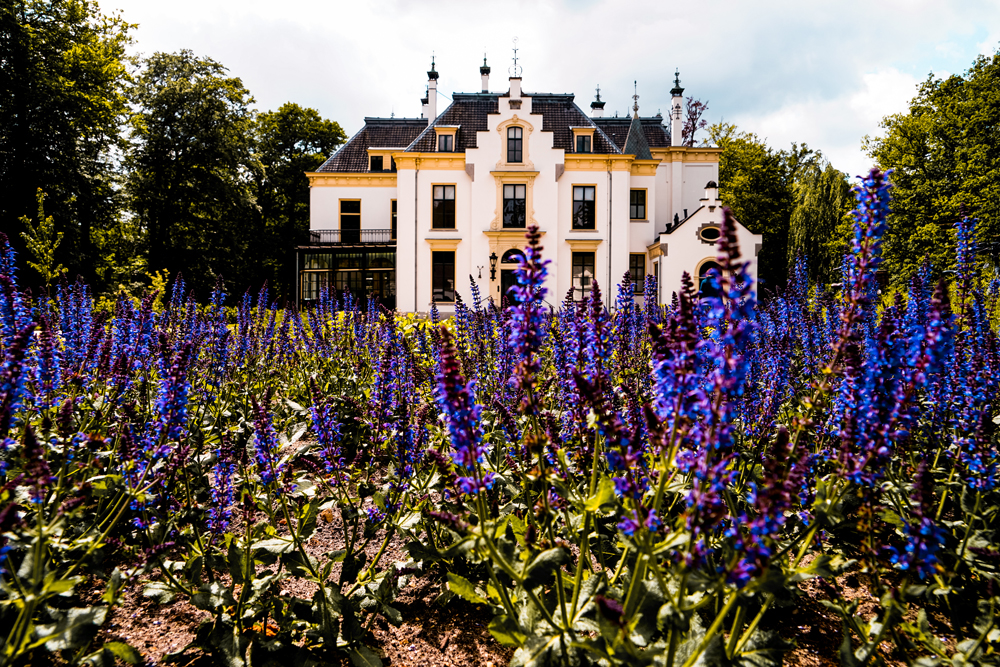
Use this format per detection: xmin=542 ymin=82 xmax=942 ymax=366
xmin=865 ymin=50 xmax=1000 ymax=284
xmin=788 ymin=160 xmax=854 ymax=285
xmin=0 ymin=0 xmax=133 ymax=287
xmin=708 ymin=123 xmax=797 ymax=292
xmin=19 ymin=189 xmax=66 ymax=295
xmin=253 ymin=103 xmax=345 ymax=300
xmin=127 ymin=50 xmax=261 ymax=299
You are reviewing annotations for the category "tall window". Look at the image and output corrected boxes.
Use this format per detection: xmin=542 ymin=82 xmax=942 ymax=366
xmin=576 ymin=134 xmax=591 ymax=153
xmin=370 ymin=155 xmax=383 ymax=171
xmin=630 ymin=189 xmax=646 ymax=220
xmin=340 ymin=200 xmax=361 ymax=243
xmin=572 ymin=252 xmax=595 ymax=302
xmin=432 ymin=251 xmax=456 ymax=303
xmin=432 ymin=185 xmax=455 ymax=228
xmin=507 ymin=126 xmax=523 ymax=163
xmin=573 ymin=186 xmax=596 ymax=229
xmin=699 ymin=260 xmax=722 ymax=299
xmin=630 ymin=254 xmax=646 ymax=294
xmin=438 ymin=134 xmax=453 ymax=152
xmin=390 ymin=200 xmax=397 ymax=240
xmin=503 ymin=184 xmax=526 ymax=228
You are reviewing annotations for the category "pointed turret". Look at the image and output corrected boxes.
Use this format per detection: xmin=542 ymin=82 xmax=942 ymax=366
xmin=590 ymin=85 xmax=605 ymax=118
xmin=480 ymin=54 xmax=490 ymax=92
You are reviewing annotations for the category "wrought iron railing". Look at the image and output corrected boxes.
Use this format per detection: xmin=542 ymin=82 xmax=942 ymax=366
xmin=307 ymin=229 xmax=395 ymax=245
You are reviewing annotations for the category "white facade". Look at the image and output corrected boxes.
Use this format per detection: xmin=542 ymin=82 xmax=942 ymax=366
xmin=304 ymin=64 xmax=761 ymax=313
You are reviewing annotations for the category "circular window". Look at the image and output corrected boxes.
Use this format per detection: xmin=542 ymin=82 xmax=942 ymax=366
xmin=698 ymin=226 xmax=721 ymax=243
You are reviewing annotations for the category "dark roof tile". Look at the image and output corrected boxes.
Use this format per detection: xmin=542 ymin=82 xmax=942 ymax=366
xmin=316 ymin=118 xmax=428 ymax=172
xmin=407 ymin=94 xmax=499 ymax=152
xmin=594 ymin=116 xmax=671 ymax=151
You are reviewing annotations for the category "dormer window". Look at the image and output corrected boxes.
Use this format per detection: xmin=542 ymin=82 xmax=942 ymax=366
xmin=370 ymin=155 xmax=383 ymax=171
xmin=571 ymin=127 xmax=595 ymax=154
xmin=507 ymin=127 xmax=523 ymax=163
xmin=438 ymin=134 xmax=453 ymax=152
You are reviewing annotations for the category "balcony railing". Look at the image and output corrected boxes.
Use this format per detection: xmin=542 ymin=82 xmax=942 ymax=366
xmin=306 ymin=229 xmax=395 ymax=245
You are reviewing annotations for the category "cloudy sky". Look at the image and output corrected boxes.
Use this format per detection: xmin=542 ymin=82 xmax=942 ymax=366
xmin=103 ymin=0 xmax=998 ymax=178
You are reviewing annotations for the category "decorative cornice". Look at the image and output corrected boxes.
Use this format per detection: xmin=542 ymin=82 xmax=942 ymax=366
xmin=630 ymin=159 xmax=659 ymax=176
xmin=648 ymin=146 xmax=723 ymax=163
xmin=647 ymin=241 xmax=663 ymax=259
xmin=566 ymin=238 xmax=603 ymax=251
xmin=307 ymin=172 xmax=398 ymax=187
xmin=564 ymin=155 xmax=634 ymax=171
xmin=392 ymin=153 xmax=467 ymax=170
xmin=425 ymin=238 xmax=462 ymax=250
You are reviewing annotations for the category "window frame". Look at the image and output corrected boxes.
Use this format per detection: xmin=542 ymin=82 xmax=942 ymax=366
xmin=629 ymin=254 xmax=646 ymax=294
xmin=502 ymin=183 xmax=527 ymax=229
xmin=369 ymin=155 xmax=384 ymax=172
xmin=575 ymin=134 xmax=592 ymax=153
xmin=431 ymin=250 xmax=457 ymax=304
xmin=572 ymin=251 xmax=596 ymax=302
xmin=572 ymin=185 xmax=597 ymax=230
xmin=431 ymin=184 xmax=456 ymax=229
xmin=390 ymin=199 xmax=397 ymax=240
xmin=507 ymin=126 xmax=523 ymax=163
xmin=339 ymin=199 xmax=361 ymax=242
xmin=629 ymin=189 xmax=647 ymax=221
xmin=437 ymin=133 xmax=454 ymax=152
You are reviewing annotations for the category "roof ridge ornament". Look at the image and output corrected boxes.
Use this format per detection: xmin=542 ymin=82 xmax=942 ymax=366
xmin=632 ymin=80 xmax=639 ymax=115
xmin=509 ymin=37 xmax=522 ymax=77
xmin=670 ymin=68 xmax=684 ymax=96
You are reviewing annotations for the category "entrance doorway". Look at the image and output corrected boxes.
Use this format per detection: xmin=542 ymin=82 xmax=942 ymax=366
xmin=497 ymin=249 xmax=525 ymax=306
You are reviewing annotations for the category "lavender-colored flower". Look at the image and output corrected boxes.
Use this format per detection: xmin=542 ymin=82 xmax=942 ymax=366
xmin=251 ymin=396 xmax=285 ymax=487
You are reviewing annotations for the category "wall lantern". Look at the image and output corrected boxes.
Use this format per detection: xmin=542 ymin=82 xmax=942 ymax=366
xmin=489 ymin=251 xmax=498 ymax=280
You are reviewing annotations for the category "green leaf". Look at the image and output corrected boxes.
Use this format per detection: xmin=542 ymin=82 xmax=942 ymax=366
xmin=253 ymin=537 xmax=296 ymax=554
xmin=192 ymin=582 xmax=237 ymax=611
xmin=103 ymin=641 xmax=143 ymax=664
xmin=585 ymin=476 xmax=616 ymax=513
xmin=348 ymin=644 xmax=383 ymax=667
xmin=447 ymin=572 xmax=487 ymax=604
xmin=296 ymin=499 xmax=322 ymax=541
xmin=142 ymin=581 xmax=177 ymax=605
xmin=34 ymin=605 xmax=109 ymax=651
xmin=522 ymin=548 xmax=569 ymax=590
xmin=489 ymin=614 xmax=528 ymax=647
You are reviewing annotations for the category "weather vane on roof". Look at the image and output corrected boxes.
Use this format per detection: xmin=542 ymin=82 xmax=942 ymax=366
xmin=509 ymin=37 xmax=522 ymax=77
xmin=595 ymin=84 xmax=602 ymax=102
xmin=632 ymin=80 xmax=639 ymax=114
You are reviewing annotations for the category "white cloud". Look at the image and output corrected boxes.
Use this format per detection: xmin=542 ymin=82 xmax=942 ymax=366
xmin=102 ymin=0 xmax=1000 ymax=180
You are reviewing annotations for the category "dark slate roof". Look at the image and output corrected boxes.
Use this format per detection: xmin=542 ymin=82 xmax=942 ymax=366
xmin=316 ymin=118 xmax=428 ymax=172
xmin=406 ymin=92 xmax=621 ymax=155
xmin=528 ymin=94 xmax=620 ymax=154
xmin=407 ymin=93 xmax=499 ymax=152
xmin=623 ymin=113 xmax=653 ymax=160
xmin=664 ymin=205 xmax=704 ymax=234
xmin=594 ymin=116 xmax=671 ymax=151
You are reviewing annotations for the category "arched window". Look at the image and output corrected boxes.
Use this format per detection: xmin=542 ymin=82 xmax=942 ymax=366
xmin=501 ymin=249 xmax=525 ymax=264
xmin=698 ymin=260 xmax=722 ymax=299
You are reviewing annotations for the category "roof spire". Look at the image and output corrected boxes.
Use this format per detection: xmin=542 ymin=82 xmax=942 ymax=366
xmin=595 ymin=84 xmax=602 ymax=102
xmin=670 ymin=68 xmax=684 ymax=96
xmin=480 ymin=52 xmax=490 ymax=75
xmin=590 ymin=84 xmax=606 ymax=115
xmin=428 ymin=53 xmax=438 ymax=81
xmin=509 ymin=37 xmax=522 ymax=77
xmin=632 ymin=80 xmax=639 ymax=115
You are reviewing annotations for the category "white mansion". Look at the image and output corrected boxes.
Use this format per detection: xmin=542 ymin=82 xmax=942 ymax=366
xmin=301 ymin=59 xmax=761 ymax=312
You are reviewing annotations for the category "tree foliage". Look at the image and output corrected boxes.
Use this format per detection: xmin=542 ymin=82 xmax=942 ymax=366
xmin=19 ymin=189 xmax=66 ymax=293
xmin=253 ymin=103 xmax=346 ymax=301
xmin=127 ymin=50 xmax=261 ymax=298
xmin=865 ymin=50 xmax=1000 ymax=284
xmin=788 ymin=160 xmax=853 ymax=285
xmin=708 ymin=123 xmax=796 ymax=291
xmin=681 ymin=98 xmax=708 ymax=147
xmin=0 ymin=0 xmax=133 ymax=287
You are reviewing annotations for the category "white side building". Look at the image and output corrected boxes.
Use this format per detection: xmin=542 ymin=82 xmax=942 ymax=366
xmin=301 ymin=60 xmax=761 ymax=312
